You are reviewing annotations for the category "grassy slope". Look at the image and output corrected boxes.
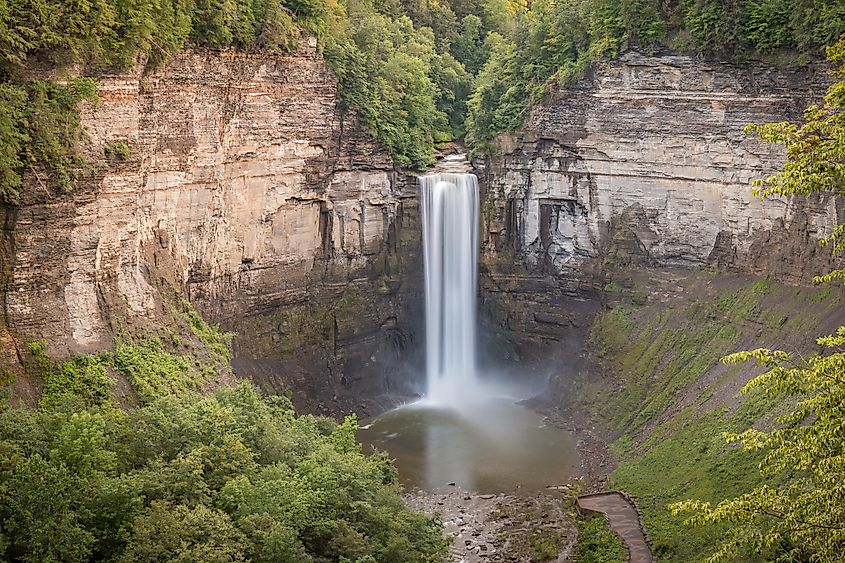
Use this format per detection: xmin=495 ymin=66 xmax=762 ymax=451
xmin=581 ymin=269 xmax=844 ymax=562
xmin=576 ymin=514 xmax=626 ymax=563
xmin=3 ymin=302 xmax=234 ymax=410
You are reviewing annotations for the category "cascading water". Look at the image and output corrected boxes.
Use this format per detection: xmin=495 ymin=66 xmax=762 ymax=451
xmin=360 ymin=166 xmax=580 ymax=493
xmin=419 ymin=171 xmax=479 ymax=407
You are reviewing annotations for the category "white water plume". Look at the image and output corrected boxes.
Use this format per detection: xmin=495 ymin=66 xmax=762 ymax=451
xmin=420 ymin=171 xmax=480 ymax=407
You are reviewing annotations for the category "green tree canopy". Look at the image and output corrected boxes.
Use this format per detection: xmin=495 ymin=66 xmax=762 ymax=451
xmin=0 ymin=382 xmax=449 ymax=562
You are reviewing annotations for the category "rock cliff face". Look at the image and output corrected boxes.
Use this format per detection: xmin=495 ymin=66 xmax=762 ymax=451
xmin=2 ymin=49 xmax=841 ymax=410
xmin=482 ymin=53 xmax=841 ymax=284
xmin=479 ymin=53 xmax=842 ymax=365
xmin=1 ymin=42 xmax=423 ymax=412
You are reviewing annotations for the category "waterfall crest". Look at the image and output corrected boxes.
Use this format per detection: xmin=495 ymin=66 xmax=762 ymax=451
xmin=420 ymin=172 xmax=479 ymax=406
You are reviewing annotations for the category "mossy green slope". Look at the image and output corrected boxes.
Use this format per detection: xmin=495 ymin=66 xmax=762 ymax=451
xmin=583 ymin=270 xmax=844 ymax=562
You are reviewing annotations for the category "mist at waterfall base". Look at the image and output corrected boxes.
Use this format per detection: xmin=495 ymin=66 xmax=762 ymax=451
xmin=358 ymin=170 xmax=579 ymax=494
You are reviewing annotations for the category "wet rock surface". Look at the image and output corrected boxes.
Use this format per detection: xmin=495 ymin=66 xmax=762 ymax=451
xmin=406 ymin=488 xmax=577 ymax=562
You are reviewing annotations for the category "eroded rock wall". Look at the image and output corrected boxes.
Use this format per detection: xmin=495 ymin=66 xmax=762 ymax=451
xmin=2 ymin=43 xmax=423 ymax=412
xmin=482 ymin=53 xmax=841 ymax=284
xmin=478 ymin=53 xmax=842 ymax=367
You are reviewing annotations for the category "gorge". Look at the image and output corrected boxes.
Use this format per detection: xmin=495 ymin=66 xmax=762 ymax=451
xmin=1 ymin=1 xmax=844 ymax=560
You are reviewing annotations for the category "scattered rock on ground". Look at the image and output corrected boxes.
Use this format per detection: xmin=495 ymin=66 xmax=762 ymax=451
xmin=406 ymin=488 xmax=577 ymax=562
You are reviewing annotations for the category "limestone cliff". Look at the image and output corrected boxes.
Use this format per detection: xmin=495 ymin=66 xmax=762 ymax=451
xmin=482 ymin=53 xmax=842 ymax=284
xmin=3 ymin=48 xmax=842 ymax=411
xmin=478 ymin=53 xmax=843 ymax=367
xmin=0 ymin=42 xmax=422 ymax=413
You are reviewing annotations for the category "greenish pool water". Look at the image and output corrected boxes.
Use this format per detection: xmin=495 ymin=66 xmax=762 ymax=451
xmin=358 ymin=396 xmax=581 ymax=494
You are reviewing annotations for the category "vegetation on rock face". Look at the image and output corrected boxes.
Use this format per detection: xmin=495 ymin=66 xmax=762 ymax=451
xmin=744 ymin=36 xmax=845 ymax=285
xmin=0 ymin=77 xmax=98 ymax=203
xmin=322 ymin=1 xmax=463 ymax=168
xmin=0 ymin=0 xmax=328 ymax=201
xmin=24 ymin=306 xmax=235 ymax=408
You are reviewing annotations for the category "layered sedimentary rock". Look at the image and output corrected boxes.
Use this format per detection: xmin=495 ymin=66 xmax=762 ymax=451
xmin=483 ymin=53 xmax=841 ymax=284
xmin=479 ymin=53 xmax=842 ymax=364
xmin=3 ymin=48 xmax=842 ymax=407
xmin=1 ymin=42 xmax=422 ymax=412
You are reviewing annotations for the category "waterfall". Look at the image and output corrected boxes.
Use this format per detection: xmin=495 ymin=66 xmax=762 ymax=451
xmin=420 ymin=172 xmax=479 ymax=406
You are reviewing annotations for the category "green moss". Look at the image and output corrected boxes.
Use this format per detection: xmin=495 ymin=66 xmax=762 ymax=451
xmin=576 ymin=515 xmax=626 ymax=563
xmin=277 ymin=303 xmax=332 ymax=356
xmin=523 ymin=529 xmax=563 ymax=561
xmin=0 ymin=364 xmax=16 ymax=403
xmin=588 ymin=277 xmax=843 ymax=438
xmin=591 ymin=305 xmax=740 ymax=434
xmin=103 ymin=139 xmax=130 ymax=160
xmin=274 ymin=292 xmax=365 ymax=357
xmin=603 ymin=281 xmax=621 ymax=292
xmin=810 ymin=286 xmax=835 ymax=303
xmin=110 ymin=335 xmax=200 ymax=405
xmin=180 ymin=303 xmax=233 ymax=364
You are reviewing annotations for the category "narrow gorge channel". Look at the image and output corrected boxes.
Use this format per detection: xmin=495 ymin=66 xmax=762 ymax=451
xmin=1 ymin=1 xmax=844 ymax=561
xmin=359 ymin=165 xmax=585 ymax=561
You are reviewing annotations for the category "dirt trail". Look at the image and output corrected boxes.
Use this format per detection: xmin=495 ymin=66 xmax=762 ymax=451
xmin=576 ymin=492 xmax=653 ymax=563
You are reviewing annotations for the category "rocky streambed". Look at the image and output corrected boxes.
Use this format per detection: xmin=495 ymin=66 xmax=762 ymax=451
xmin=405 ymin=488 xmax=578 ymax=562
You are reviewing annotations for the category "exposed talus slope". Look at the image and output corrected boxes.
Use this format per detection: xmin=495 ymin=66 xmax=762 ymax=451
xmin=482 ymin=53 xmax=841 ymax=285
xmin=1 ymin=43 xmax=422 ymax=411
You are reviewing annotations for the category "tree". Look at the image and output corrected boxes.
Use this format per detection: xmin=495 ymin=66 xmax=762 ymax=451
xmin=0 ymin=381 xmax=448 ymax=561
xmin=670 ymin=37 xmax=845 ymax=563
xmin=744 ymin=36 xmax=845 ymax=284
xmin=1 ymin=455 xmax=94 ymax=562
xmin=451 ymin=14 xmax=489 ymax=74
xmin=120 ymin=502 xmax=248 ymax=562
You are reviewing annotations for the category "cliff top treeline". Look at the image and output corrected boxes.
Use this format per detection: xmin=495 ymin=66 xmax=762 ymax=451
xmin=1 ymin=0 xmax=843 ymax=200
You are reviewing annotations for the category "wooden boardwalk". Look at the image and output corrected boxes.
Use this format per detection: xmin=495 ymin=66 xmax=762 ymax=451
xmin=576 ymin=492 xmax=654 ymax=563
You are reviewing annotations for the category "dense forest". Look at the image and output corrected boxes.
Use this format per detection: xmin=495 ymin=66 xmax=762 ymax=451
xmin=0 ymin=382 xmax=449 ymax=561
xmin=0 ymin=324 xmax=449 ymax=561
xmin=2 ymin=0 xmax=845 ymax=202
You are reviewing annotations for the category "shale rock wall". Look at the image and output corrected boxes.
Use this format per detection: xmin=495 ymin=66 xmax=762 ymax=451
xmin=1 ymin=42 xmax=423 ymax=412
xmin=479 ymin=53 xmax=842 ymax=366
xmin=482 ymin=53 xmax=841 ymax=284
